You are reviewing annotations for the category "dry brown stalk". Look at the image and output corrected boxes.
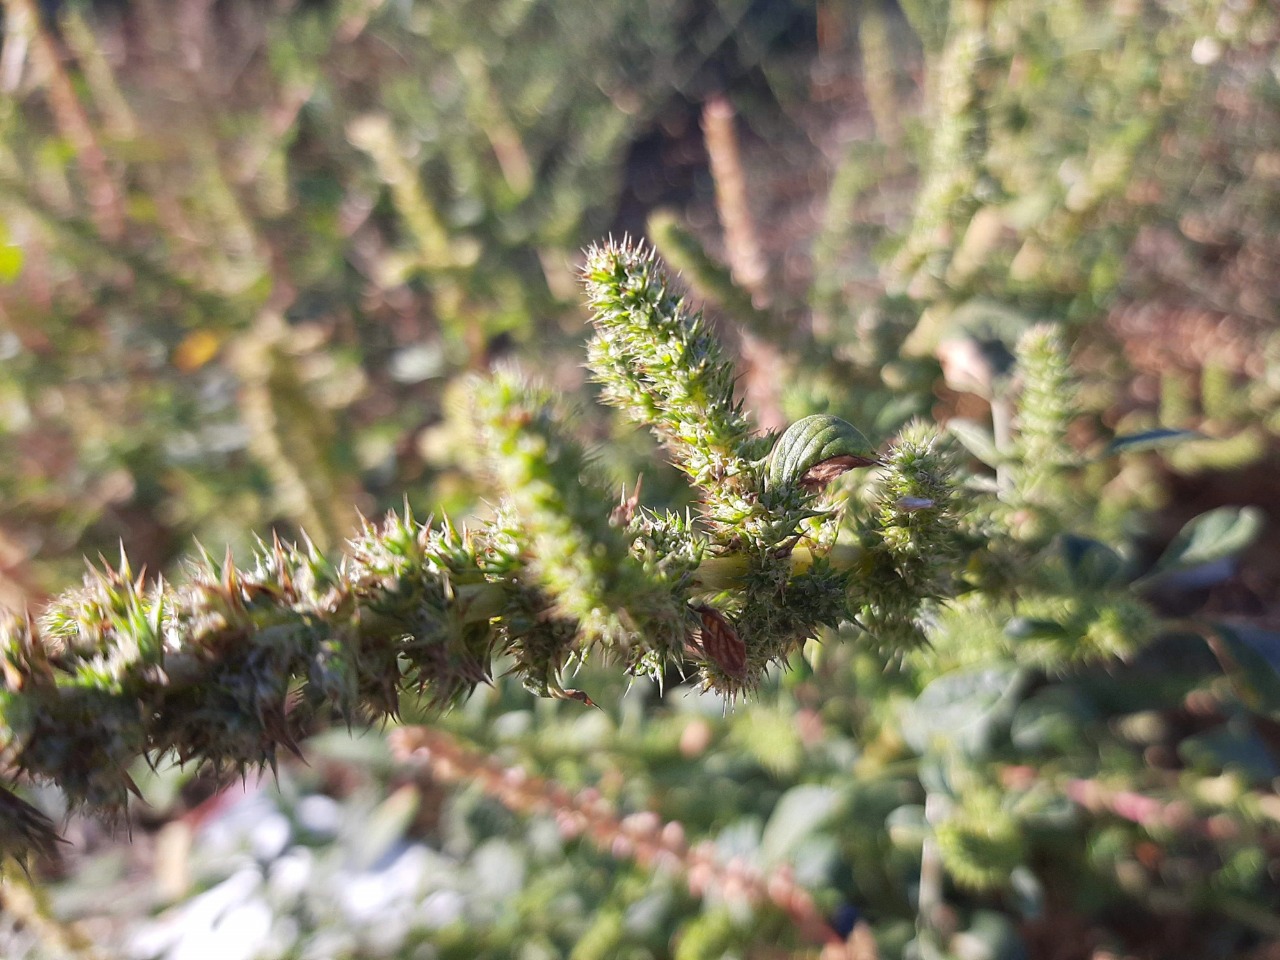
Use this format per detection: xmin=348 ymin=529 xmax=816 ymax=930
xmin=702 ymin=95 xmax=771 ymax=308
xmin=3 ymin=0 xmax=125 ymax=241
xmin=57 ymin=10 xmax=138 ymax=142
xmin=699 ymin=95 xmax=790 ymax=430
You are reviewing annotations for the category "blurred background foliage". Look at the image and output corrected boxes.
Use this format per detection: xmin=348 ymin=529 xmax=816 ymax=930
xmin=2 ymin=0 xmax=1280 ymax=957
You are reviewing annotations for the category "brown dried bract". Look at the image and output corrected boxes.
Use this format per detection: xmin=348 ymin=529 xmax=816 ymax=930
xmin=556 ymin=687 xmax=600 ymax=709
xmin=694 ymin=604 xmax=747 ymax=678
xmin=800 ymin=454 xmax=881 ymax=492
xmin=608 ymin=475 xmax=644 ymax=527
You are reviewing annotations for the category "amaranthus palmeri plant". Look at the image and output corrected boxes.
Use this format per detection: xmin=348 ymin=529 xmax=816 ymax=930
xmin=0 ymin=240 xmax=964 ymax=863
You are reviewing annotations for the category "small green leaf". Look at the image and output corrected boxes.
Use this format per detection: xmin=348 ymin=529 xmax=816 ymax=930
xmin=1005 ymin=618 xmax=1069 ymax=641
xmin=472 ymin=838 xmax=527 ymax=902
xmin=760 ymin=783 xmax=841 ymax=866
xmin=1154 ymin=506 xmax=1264 ymax=575
xmin=1009 ymin=686 xmax=1096 ymax=754
xmin=766 ymin=414 xmax=878 ymax=493
xmin=1208 ymin=622 xmax=1280 ymax=721
xmin=948 ymin=418 xmax=1002 ymax=467
xmin=951 ymin=909 xmax=1026 ymax=960
xmin=1179 ymin=719 xmax=1279 ymax=784
xmin=1009 ymin=866 xmax=1045 ymax=919
xmin=901 ymin=664 xmax=1029 ymax=759
xmin=352 ymin=784 xmax=419 ymax=870
xmin=885 ymin=804 xmax=928 ymax=851
xmin=1059 ymin=534 xmax=1124 ymax=589
xmin=1103 ymin=428 xmax=1199 ymax=457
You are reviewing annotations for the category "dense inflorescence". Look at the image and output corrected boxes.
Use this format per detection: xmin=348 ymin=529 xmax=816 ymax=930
xmin=582 ymin=239 xmax=759 ymax=497
xmin=0 ymin=241 xmax=963 ymax=861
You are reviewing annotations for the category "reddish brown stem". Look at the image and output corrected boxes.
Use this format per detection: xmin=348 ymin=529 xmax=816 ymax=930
xmin=390 ymin=726 xmax=846 ymax=947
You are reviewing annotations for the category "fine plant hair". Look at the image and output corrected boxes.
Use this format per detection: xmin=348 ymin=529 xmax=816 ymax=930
xmin=0 ymin=241 xmax=964 ymax=860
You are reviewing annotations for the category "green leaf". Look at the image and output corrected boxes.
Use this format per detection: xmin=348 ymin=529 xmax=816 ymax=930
xmin=1009 ymin=686 xmax=1095 ymax=754
xmin=351 ymin=784 xmax=419 ymax=870
xmin=1208 ymin=622 xmax=1280 ymax=721
xmin=951 ymin=909 xmax=1026 ymax=960
xmin=1059 ymin=534 xmax=1124 ymax=590
xmin=1179 ymin=719 xmax=1279 ymax=784
xmin=901 ymin=664 xmax=1029 ymax=759
xmin=1004 ymin=618 xmax=1069 ymax=641
xmin=766 ymin=414 xmax=878 ymax=493
xmin=1009 ymin=866 xmax=1045 ymax=919
xmin=1154 ymin=507 xmax=1264 ymax=575
xmin=948 ymin=418 xmax=1002 ymax=467
xmin=472 ymin=838 xmax=527 ymax=902
xmin=885 ymin=804 xmax=929 ymax=851
xmin=759 ymin=783 xmax=841 ymax=866
xmin=1103 ymin=428 xmax=1199 ymax=457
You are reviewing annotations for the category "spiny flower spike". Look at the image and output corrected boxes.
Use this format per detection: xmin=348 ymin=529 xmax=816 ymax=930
xmin=849 ymin=420 xmax=964 ymax=651
xmin=582 ymin=237 xmax=759 ymax=496
xmin=466 ymin=371 xmax=698 ymax=680
xmin=579 ymin=239 xmax=927 ymax=697
xmin=0 ymin=244 xmax=964 ymax=861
